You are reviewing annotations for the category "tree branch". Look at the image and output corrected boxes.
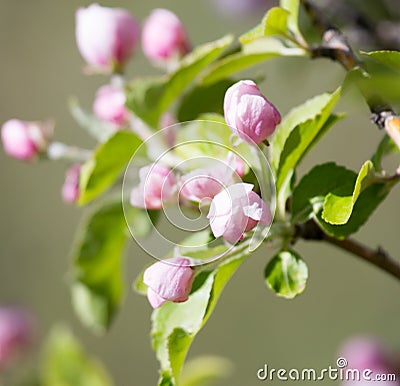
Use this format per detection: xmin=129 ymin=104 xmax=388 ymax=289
xmin=295 ymin=219 xmax=400 ymax=281
xmin=300 ymin=0 xmax=396 ymax=129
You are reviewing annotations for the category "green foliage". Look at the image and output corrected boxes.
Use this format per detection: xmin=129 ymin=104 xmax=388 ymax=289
xmin=363 ymin=50 xmax=400 ymax=73
xmin=292 ymin=162 xmax=400 ymax=238
xmin=180 ymin=356 xmax=233 ymax=386
xmin=42 ymin=326 xmax=113 ymax=386
xmin=152 ymin=249 xmax=249 ymax=386
xmin=126 ymin=35 xmax=233 ymax=127
xmin=371 ymin=134 xmax=399 ymax=173
xmin=271 ymin=89 xmax=342 ymax=213
xmin=79 ymin=131 xmax=142 ymax=205
xmin=264 ymin=249 xmax=308 ymax=299
xmin=71 ymin=202 xmax=127 ymax=334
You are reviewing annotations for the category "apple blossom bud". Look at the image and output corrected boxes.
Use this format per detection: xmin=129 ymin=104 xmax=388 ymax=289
xmin=75 ymin=4 xmax=140 ymax=74
xmin=130 ymin=163 xmax=177 ymax=210
xmin=224 ymin=80 xmax=281 ymax=145
xmin=62 ymin=164 xmax=81 ymax=204
xmin=339 ymin=337 xmax=397 ymax=386
xmin=142 ymin=9 xmax=190 ymax=68
xmin=180 ymin=156 xmax=239 ymax=203
xmin=0 ymin=307 xmax=33 ymax=369
xmin=143 ymin=257 xmax=194 ymax=308
xmin=207 ymin=183 xmax=270 ymax=243
xmin=93 ymin=84 xmax=129 ymax=128
xmin=1 ymin=119 xmax=53 ymax=161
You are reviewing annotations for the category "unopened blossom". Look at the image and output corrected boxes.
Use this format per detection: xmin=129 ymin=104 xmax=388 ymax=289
xmin=142 ymin=9 xmax=190 ymax=68
xmin=207 ymin=183 xmax=270 ymax=243
xmin=224 ymin=80 xmax=281 ymax=145
xmin=0 ymin=307 xmax=33 ymax=369
xmin=62 ymin=164 xmax=81 ymax=204
xmin=130 ymin=163 xmax=177 ymax=209
xmin=339 ymin=337 xmax=398 ymax=386
xmin=1 ymin=119 xmax=53 ymax=161
xmin=76 ymin=4 xmax=140 ymax=73
xmin=93 ymin=84 xmax=129 ymax=128
xmin=384 ymin=115 xmax=400 ymax=150
xmin=143 ymin=257 xmax=194 ymax=308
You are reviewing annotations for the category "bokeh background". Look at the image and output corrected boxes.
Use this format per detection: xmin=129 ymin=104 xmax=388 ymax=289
xmin=1 ymin=0 xmax=400 ymax=385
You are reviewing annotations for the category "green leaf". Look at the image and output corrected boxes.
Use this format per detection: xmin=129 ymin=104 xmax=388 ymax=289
xmin=291 ymin=162 xmax=357 ymax=223
xmin=153 ymin=249 xmax=249 ymax=385
xmin=71 ymin=201 xmax=127 ymax=334
xmin=274 ymin=89 xmax=342 ymax=194
xmin=362 ymin=50 xmax=400 ymax=73
xmin=180 ymin=356 xmax=233 ymax=386
xmin=126 ymin=35 xmax=233 ymax=127
xmin=264 ymin=249 xmax=308 ymax=299
xmin=322 ymin=161 xmax=375 ymax=225
xmin=42 ymin=326 xmax=113 ymax=386
xmin=371 ymin=134 xmax=399 ymax=173
xmin=280 ymin=0 xmax=301 ymax=37
xmin=177 ymin=79 xmax=234 ymax=121
xmin=271 ymin=89 xmax=341 ymax=173
xmin=317 ymin=180 xmax=398 ymax=238
xmin=201 ymin=52 xmax=277 ymax=86
xmin=79 ymin=131 xmax=142 ymax=205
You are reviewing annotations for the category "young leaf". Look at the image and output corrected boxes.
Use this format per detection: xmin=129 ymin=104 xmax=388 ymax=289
xmin=322 ymin=161 xmax=375 ymax=225
xmin=271 ymin=89 xmax=341 ymax=173
xmin=79 ymin=131 xmax=142 ymax=205
xmin=126 ymin=35 xmax=233 ymax=128
xmin=180 ymin=356 xmax=233 ymax=386
xmin=152 ymin=251 xmax=249 ymax=385
xmin=280 ymin=0 xmax=302 ymax=37
xmin=42 ymin=326 xmax=113 ymax=386
xmin=362 ymin=50 xmax=400 ymax=73
xmin=291 ymin=162 xmax=357 ymax=223
xmin=264 ymin=249 xmax=308 ymax=299
xmin=71 ymin=201 xmax=128 ymax=334
xmin=201 ymin=52 xmax=275 ymax=86
xmin=371 ymin=134 xmax=399 ymax=173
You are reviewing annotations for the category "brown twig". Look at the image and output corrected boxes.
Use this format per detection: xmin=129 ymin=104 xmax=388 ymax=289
xmin=300 ymin=0 xmax=396 ymax=129
xmin=295 ymin=220 xmax=400 ymax=281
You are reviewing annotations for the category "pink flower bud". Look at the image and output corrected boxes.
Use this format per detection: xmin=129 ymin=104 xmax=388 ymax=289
xmin=207 ymin=183 xmax=271 ymax=243
xmin=339 ymin=337 xmax=398 ymax=386
xmin=180 ymin=155 xmax=239 ymax=203
xmin=143 ymin=257 xmax=194 ymax=308
xmin=0 ymin=307 xmax=33 ymax=369
xmin=130 ymin=163 xmax=177 ymax=210
xmin=224 ymin=80 xmax=281 ymax=145
xmin=93 ymin=84 xmax=129 ymax=128
xmin=142 ymin=9 xmax=190 ymax=67
xmin=1 ymin=119 xmax=52 ymax=161
xmin=76 ymin=4 xmax=140 ymax=74
xmin=62 ymin=164 xmax=81 ymax=204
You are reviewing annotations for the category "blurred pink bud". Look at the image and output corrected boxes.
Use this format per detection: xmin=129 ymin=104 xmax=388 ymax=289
xmin=62 ymin=164 xmax=81 ymax=204
xmin=180 ymin=156 xmax=239 ymax=203
xmin=93 ymin=84 xmax=129 ymax=128
xmin=130 ymin=163 xmax=177 ymax=209
xmin=142 ymin=9 xmax=190 ymax=67
xmin=0 ymin=307 xmax=33 ymax=369
xmin=234 ymin=155 xmax=246 ymax=177
xmin=339 ymin=337 xmax=398 ymax=386
xmin=224 ymin=80 xmax=281 ymax=145
xmin=384 ymin=116 xmax=400 ymax=150
xmin=143 ymin=257 xmax=194 ymax=308
xmin=1 ymin=119 xmax=53 ymax=161
xmin=76 ymin=4 xmax=140 ymax=74
xmin=207 ymin=183 xmax=270 ymax=243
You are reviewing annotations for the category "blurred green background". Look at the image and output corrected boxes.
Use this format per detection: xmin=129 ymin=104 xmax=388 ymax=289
xmin=1 ymin=0 xmax=400 ymax=385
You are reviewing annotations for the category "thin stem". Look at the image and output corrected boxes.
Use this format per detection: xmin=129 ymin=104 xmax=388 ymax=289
xmin=324 ymin=235 xmax=400 ymax=281
xmin=47 ymin=141 xmax=91 ymax=162
xmin=295 ymin=219 xmax=400 ymax=281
